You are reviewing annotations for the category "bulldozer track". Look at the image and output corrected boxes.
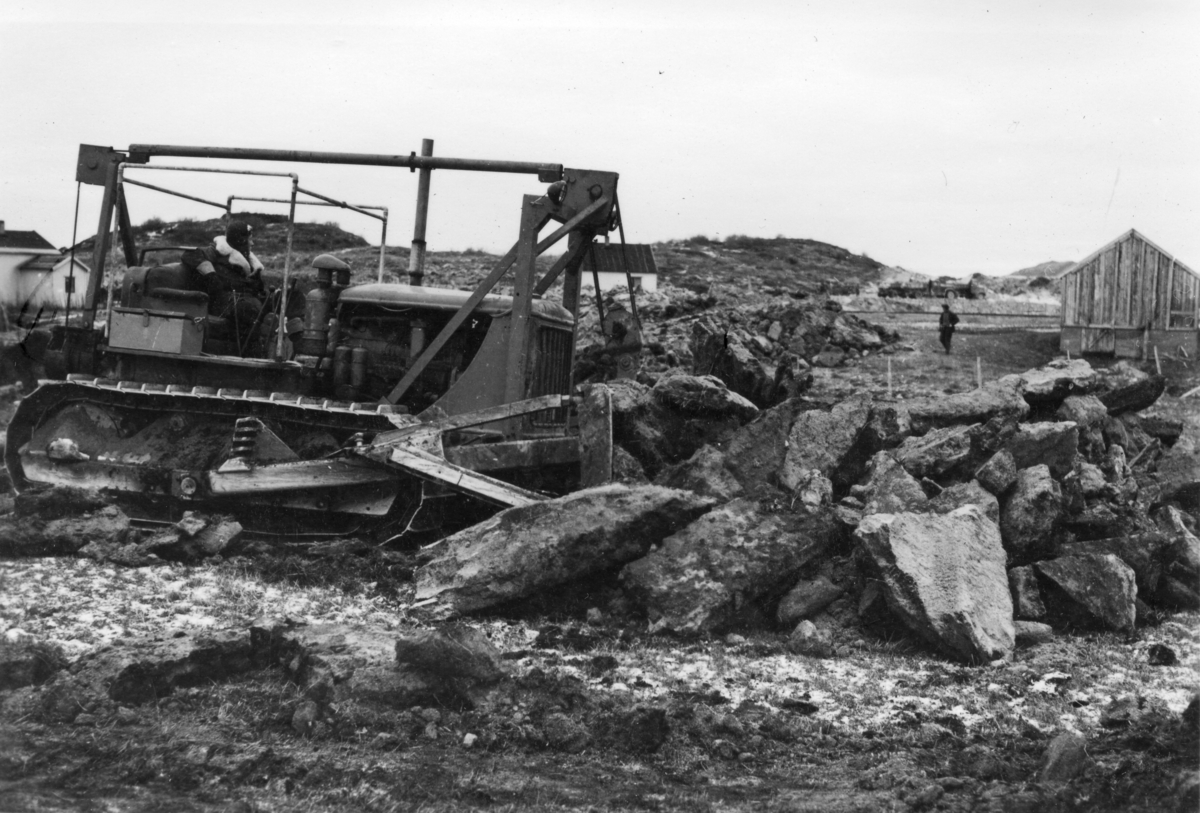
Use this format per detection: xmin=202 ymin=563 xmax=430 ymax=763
xmin=5 ymin=376 xmax=418 ymax=493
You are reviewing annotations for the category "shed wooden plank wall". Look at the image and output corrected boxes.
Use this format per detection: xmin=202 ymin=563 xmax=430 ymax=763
xmin=1061 ymin=232 xmax=1198 ymax=330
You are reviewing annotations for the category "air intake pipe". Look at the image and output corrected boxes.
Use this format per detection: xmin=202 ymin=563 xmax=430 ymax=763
xmin=298 ymin=254 xmax=351 ymax=357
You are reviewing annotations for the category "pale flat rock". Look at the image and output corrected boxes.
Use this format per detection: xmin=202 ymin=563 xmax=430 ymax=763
xmin=855 ymin=506 xmax=1015 ymax=663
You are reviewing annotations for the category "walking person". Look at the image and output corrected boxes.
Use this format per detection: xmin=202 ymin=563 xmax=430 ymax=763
xmin=938 ymin=302 xmax=959 ymax=354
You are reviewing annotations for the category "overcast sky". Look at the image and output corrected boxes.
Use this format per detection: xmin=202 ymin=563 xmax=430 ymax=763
xmin=1 ymin=1 xmax=1196 ymax=277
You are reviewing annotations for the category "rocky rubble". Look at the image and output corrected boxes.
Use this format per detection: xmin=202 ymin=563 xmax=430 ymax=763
xmin=619 ymin=298 xmax=901 ymax=409
xmin=414 ymin=357 xmax=1197 ymax=666
xmin=5 ymin=357 xmax=1193 ymax=671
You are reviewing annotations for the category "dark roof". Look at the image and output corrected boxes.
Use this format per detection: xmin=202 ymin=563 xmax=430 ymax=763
xmin=581 ymin=243 xmax=658 ymax=277
xmin=0 ymin=230 xmax=56 ymax=251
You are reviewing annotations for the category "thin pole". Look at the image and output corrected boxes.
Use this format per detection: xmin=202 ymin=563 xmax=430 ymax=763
xmin=887 ymin=357 xmax=892 ymax=398
xmin=65 ymin=182 xmax=82 ymax=326
xmin=1154 ymin=345 xmax=1161 ymax=375
xmin=276 ymin=180 xmax=298 ymax=361
xmin=408 ymin=139 xmax=434 ymax=286
xmin=976 ymin=356 xmax=982 ymax=389
xmin=103 ymin=204 xmax=120 ymax=332
xmin=378 ymin=216 xmax=388 ymax=283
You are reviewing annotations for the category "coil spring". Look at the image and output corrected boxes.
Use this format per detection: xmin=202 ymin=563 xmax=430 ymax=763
xmin=231 ymin=417 xmax=264 ymax=458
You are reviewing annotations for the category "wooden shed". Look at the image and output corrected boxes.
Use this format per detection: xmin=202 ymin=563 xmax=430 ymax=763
xmin=1060 ymin=229 xmax=1198 ymax=358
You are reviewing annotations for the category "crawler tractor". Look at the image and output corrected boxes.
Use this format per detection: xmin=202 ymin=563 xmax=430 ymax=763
xmin=6 ymin=142 xmax=639 ymax=539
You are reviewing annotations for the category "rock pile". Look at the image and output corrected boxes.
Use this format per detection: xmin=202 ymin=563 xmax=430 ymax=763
xmin=419 ymin=357 xmax=1199 ymax=664
xmin=577 ymin=298 xmax=902 ymax=408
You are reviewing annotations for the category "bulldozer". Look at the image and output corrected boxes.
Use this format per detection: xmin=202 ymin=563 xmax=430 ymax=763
xmin=6 ymin=142 xmax=641 ymax=540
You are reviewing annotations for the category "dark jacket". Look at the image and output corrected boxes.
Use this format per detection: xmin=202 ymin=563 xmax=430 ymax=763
xmin=181 ymin=237 xmax=265 ymax=297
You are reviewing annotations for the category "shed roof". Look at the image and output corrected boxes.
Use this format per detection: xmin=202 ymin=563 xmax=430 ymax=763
xmin=1062 ymin=229 xmax=1197 ymax=282
xmin=0 ymin=229 xmax=56 ymax=251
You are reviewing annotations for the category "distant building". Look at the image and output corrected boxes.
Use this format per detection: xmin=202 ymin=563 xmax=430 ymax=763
xmin=579 ymin=243 xmax=658 ymax=293
xmin=1060 ymin=229 xmax=1198 ymax=358
xmin=0 ymin=221 xmax=91 ymax=311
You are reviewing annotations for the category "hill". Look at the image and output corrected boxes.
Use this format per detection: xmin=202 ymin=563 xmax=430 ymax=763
xmin=1009 ymin=259 xmax=1075 ymax=279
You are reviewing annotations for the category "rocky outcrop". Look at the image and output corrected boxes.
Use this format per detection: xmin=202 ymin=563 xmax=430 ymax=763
xmin=414 ymin=484 xmax=717 ymax=617
xmin=620 ymin=500 xmax=838 ymax=635
xmin=855 ymin=506 xmax=1014 ymax=663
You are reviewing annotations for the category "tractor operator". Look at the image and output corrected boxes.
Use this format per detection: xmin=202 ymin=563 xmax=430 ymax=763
xmin=181 ymin=220 xmax=267 ymax=353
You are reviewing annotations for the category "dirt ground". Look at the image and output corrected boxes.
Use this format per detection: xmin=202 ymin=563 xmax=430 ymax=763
xmin=1 ymin=328 xmax=1198 ymax=812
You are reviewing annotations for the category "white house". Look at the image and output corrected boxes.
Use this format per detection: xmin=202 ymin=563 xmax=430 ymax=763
xmin=0 ymin=221 xmax=90 ymax=311
xmin=579 ymin=243 xmax=658 ymax=293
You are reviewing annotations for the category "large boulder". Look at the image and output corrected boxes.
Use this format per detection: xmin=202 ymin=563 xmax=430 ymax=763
xmin=1055 ymin=395 xmax=1109 ymax=428
xmin=1058 ymin=535 xmax=1171 ymax=598
xmin=414 ymin=485 xmax=717 ymax=616
xmin=1000 ymin=466 xmax=1063 ymax=559
xmin=1005 ymin=422 xmax=1079 ymax=478
xmin=855 ymin=506 xmax=1015 ymax=663
xmin=721 ymin=399 xmax=801 ymax=493
xmin=893 ymin=424 xmax=975 ymax=480
xmin=690 ymin=318 xmax=775 ymax=407
xmin=1034 ymin=554 xmax=1137 ymax=632
xmin=780 ymin=395 xmax=872 ymax=490
xmin=620 ymin=500 xmax=839 ymax=635
xmin=1093 ymin=362 xmax=1166 ymax=415
xmin=905 ymin=380 xmax=1029 ymax=435
xmin=1008 ymin=359 xmax=1098 ymax=407
xmin=860 ymin=452 xmax=929 ymax=516
xmin=651 ymin=374 xmax=759 ymax=423
xmin=1156 ymin=420 xmax=1200 ymax=510
xmin=975 ymin=450 xmax=1018 ymax=497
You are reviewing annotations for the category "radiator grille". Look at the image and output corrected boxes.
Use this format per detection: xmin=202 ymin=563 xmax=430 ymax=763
xmin=530 ymin=326 xmax=572 ymax=427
